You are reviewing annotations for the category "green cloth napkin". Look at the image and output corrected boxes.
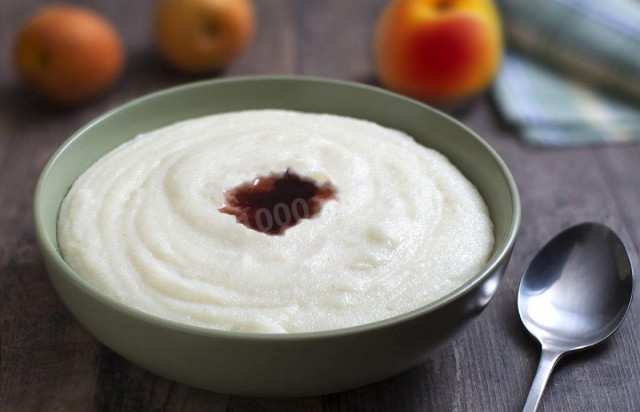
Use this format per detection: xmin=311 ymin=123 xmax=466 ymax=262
xmin=492 ymin=0 xmax=640 ymax=146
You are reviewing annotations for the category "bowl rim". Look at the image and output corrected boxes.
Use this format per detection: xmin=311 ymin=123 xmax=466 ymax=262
xmin=33 ymin=75 xmax=521 ymax=341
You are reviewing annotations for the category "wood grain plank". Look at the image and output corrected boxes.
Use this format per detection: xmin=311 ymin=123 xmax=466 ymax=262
xmin=296 ymin=0 xmax=387 ymax=79
xmin=231 ymin=0 xmax=298 ymax=75
xmin=0 ymin=1 xmax=113 ymax=410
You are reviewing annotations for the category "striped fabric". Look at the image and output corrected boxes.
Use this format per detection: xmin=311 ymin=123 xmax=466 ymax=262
xmin=492 ymin=0 xmax=640 ymax=146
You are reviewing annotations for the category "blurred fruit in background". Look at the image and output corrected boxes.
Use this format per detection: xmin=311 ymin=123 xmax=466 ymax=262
xmin=373 ymin=0 xmax=502 ymax=106
xmin=14 ymin=5 xmax=124 ymax=105
xmin=154 ymin=0 xmax=255 ymax=74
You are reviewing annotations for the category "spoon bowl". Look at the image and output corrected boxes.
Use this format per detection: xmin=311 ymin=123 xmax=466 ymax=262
xmin=518 ymin=222 xmax=633 ymax=411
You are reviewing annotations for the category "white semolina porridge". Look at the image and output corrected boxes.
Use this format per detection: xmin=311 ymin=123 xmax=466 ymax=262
xmin=57 ymin=110 xmax=494 ymax=333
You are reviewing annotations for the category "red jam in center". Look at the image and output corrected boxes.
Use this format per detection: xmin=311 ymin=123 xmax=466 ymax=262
xmin=219 ymin=168 xmax=336 ymax=235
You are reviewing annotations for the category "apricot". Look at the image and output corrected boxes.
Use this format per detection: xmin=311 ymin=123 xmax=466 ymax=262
xmin=154 ymin=0 xmax=255 ymax=74
xmin=14 ymin=5 xmax=124 ymax=105
xmin=373 ymin=0 xmax=502 ymax=105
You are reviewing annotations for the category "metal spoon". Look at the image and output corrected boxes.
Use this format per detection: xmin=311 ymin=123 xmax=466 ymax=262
xmin=518 ymin=222 xmax=634 ymax=412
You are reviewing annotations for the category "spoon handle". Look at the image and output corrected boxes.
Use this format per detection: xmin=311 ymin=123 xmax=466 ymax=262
xmin=522 ymin=349 xmax=563 ymax=412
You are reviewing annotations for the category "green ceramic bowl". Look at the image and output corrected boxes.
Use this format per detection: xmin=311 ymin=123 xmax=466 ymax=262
xmin=34 ymin=76 xmax=520 ymax=397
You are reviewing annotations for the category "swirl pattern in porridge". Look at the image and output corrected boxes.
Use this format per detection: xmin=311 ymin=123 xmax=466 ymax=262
xmin=58 ymin=110 xmax=494 ymax=333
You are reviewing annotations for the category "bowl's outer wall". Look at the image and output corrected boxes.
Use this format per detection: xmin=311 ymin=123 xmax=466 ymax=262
xmin=44 ymin=250 xmax=510 ymax=396
xmin=35 ymin=78 xmax=519 ymax=396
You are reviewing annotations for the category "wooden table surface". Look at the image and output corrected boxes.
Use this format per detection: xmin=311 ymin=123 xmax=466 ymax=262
xmin=1 ymin=1 xmax=639 ymax=411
